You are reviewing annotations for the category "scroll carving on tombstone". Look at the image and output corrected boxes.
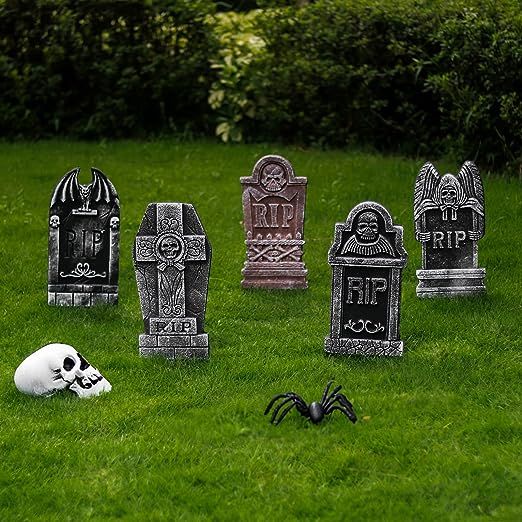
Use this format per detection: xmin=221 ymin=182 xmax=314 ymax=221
xmin=240 ymin=155 xmax=308 ymax=289
xmin=414 ymin=161 xmax=485 ymax=297
xmin=133 ymin=203 xmax=211 ymax=359
xmin=48 ymin=167 xmax=120 ymax=306
xmin=325 ymin=202 xmax=407 ymax=356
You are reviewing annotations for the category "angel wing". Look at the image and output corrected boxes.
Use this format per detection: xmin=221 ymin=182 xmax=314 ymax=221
xmin=413 ymin=162 xmax=440 ymax=222
xmin=50 ymin=168 xmax=81 ymax=207
xmin=458 ymin=161 xmax=485 ymax=239
xmin=90 ymin=168 xmax=119 ymax=205
xmin=458 ymin=161 xmax=484 ymax=217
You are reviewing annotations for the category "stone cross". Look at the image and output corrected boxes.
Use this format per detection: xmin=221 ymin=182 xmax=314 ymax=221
xmin=240 ymin=155 xmax=308 ymax=289
xmin=133 ymin=203 xmax=211 ymax=358
xmin=414 ymin=161 xmax=485 ymax=297
xmin=48 ymin=167 xmax=120 ymax=306
xmin=325 ymin=202 xmax=408 ymax=356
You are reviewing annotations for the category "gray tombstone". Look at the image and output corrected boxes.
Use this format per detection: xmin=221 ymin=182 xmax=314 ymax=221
xmin=325 ymin=202 xmax=408 ymax=356
xmin=240 ymin=155 xmax=308 ymax=289
xmin=414 ymin=161 xmax=485 ymax=297
xmin=133 ymin=203 xmax=212 ymax=358
xmin=48 ymin=168 xmax=120 ymax=306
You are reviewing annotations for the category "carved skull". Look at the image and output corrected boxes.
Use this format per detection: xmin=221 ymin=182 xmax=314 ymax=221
xmin=14 ymin=343 xmax=112 ymax=398
xmin=49 ymin=215 xmax=60 ymax=228
xmin=261 ymin=164 xmax=286 ymax=192
xmin=355 ymin=211 xmax=379 ymax=241
xmin=438 ymin=174 xmax=462 ymax=207
xmin=110 ymin=216 xmax=120 ymax=230
xmin=159 ymin=235 xmax=182 ymax=259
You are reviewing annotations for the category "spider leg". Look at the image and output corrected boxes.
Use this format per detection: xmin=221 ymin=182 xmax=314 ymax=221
xmin=321 ymin=380 xmax=335 ymax=404
xmin=290 ymin=394 xmax=308 ymax=414
xmin=325 ymin=396 xmax=357 ymax=423
xmin=274 ymin=402 xmax=299 ymax=425
xmin=336 ymin=393 xmax=356 ymax=411
xmin=324 ymin=392 xmax=355 ymax=411
xmin=269 ymin=397 xmax=295 ymax=424
xmin=325 ymin=405 xmax=357 ymax=423
xmin=264 ymin=392 xmax=298 ymax=415
xmin=322 ymin=385 xmax=343 ymax=407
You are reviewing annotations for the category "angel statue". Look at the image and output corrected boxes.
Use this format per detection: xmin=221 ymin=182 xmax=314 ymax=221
xmin=413 ymin=161 xmax=486 ymax=297
xmin=413 ymin=161 xmax=485 ymax=243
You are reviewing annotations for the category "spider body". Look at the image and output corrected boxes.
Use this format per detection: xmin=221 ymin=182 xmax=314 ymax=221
xmin=265 ymin=381 xmax=357 ymax=425
xmin=309 ymin=402 xmax=325 ymax=424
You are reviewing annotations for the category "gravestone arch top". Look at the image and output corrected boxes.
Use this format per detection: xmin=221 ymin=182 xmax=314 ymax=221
xmin=240 ymin=155 xmax=308 ymax=289
xmin=325 ymin=201 xmax=407 ymax=357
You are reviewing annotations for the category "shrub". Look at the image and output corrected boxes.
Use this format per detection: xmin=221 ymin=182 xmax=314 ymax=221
xmin=0 ymin=0 xmax=216 ymax=138
xmin=245 ymin=0 xmax=522 ymax=171
xmin=209 ymin=10 xmax=265 ymax=142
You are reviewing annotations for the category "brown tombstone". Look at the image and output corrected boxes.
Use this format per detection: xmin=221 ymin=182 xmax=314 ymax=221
xmin=240 ymin=155 xmax=308 ymax=289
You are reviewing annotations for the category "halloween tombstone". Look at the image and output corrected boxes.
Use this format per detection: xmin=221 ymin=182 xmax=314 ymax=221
xmin=48 ymin=168 xmax=120 ymax=306
xmin=240 ymin=155 xmax=308 ymax=289
xmin=414 ymin=161 xmax=485 ymax=297
xmin=325 ymin=202 xmax=408 ymax=356
xmin=133 ymin=203 xmax=211 ymax=358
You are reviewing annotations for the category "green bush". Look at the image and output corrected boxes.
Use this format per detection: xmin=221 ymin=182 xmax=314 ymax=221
xmin=1 ymin=0 xmax=521 ymax=172
xmin=0 ymin=0 xmax=216 ymax=138
xmin=209 ymin=10 xmax=265 ymax=142
xmin=244 ymin=0 xmax=522 ymax=171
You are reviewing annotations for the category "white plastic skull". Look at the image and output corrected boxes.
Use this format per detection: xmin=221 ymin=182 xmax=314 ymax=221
xmin=14 ymin=343 xmax=112 ymax=398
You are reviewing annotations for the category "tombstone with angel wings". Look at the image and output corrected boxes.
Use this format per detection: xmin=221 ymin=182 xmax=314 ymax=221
xmin=413 ymin=161 xmax=485 ymax=297
xmin=48 ymin=167 xmax=120 ymax=306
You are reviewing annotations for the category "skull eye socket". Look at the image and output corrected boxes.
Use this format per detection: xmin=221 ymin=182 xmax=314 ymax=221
xmin=77 ymin=352 xmax=90 ymax=371
xmin=63 ymin=357 xmax=76 ymax=371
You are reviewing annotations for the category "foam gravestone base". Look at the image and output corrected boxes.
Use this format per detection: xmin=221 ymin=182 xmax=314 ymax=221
xmin=14 ymin=343 xmax=112 ymax=398
xmin=133 ymin=203 xmax=212 ymax=359
xmin=240 ymin=155 xmax=308 ymax=289
xmin=48 ymin=167 xmax=120 ymax=306
xmin=325 ymin=202 xmax=407 ymax=357
xmin=414 ymin=161 xmax=486 ymax=297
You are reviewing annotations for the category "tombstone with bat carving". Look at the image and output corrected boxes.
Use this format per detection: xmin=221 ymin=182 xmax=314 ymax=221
xmin=414 ymin=161 xmax=485 ymax=297
xmin=48 ymin=167 xmax=120 ymax=306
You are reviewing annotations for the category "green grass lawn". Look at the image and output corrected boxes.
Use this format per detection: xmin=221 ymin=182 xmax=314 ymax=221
xmin=0 ymin=140 xmax=521 ymax=521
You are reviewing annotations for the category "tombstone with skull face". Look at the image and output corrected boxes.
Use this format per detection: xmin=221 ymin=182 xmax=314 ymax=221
xmin=325 ymin=202 xmax=407 ymax=356
xmin=133 ymin=203 xmax=212 ymax=358
xmin=14 ymin=343 xmax=112 ymax=398
xmin=48 ymin=167 xmax=120 ymax=306
xmin=240 ymin=155 xmax=308 ymax=289
xmin=414 ymin=162 xmax=485 ymax=297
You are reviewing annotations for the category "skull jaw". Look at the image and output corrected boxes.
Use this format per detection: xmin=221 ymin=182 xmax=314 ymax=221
xmin=69 ymin=377 xmax=112 ymax=398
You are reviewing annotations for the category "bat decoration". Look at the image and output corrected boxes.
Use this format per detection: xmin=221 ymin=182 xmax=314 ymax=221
xmin=50 ymin=167 xmax=119 ymax=212
xmin=414 ymin=161 xmax=484 ymax=239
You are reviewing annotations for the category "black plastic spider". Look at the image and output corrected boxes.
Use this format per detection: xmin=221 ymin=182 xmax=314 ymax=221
xmin=264 ymin=380 xmax=357 ymax=425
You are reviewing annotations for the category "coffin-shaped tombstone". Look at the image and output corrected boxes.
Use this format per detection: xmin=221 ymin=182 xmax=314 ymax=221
xmin=325 ymin=202 xmax=408 ymax=356
xmin=133 ymin=203 xmax=212 ymax=358
xmin=414 ymin=161 xmax=485 ymax=297
xmin=48 ymin=168 xmax=120 ymax=306
xmin=240 ymin=155 xmax=308 ymax=289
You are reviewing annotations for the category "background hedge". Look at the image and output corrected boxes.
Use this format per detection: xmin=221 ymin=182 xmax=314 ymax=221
xmin=1 ymin=0 xmax=521 ymax=173
xmin=0 ymin=0 xmax=216 ymax=138
xmin=241 ymin=0 xmax=522 ymax=172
